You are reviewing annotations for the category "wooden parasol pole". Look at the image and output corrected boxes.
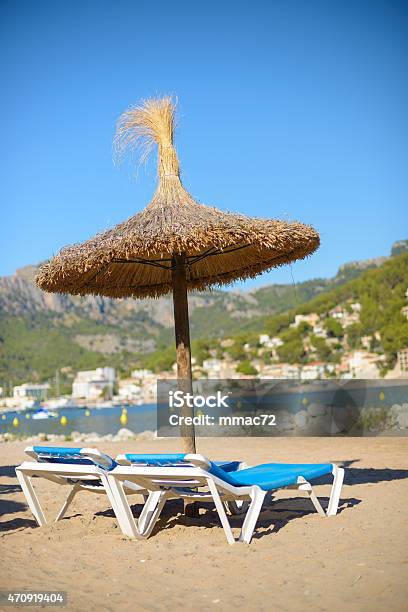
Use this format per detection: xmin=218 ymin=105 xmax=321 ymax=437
xmin=172 ymin=252 xmax=196 ymax=453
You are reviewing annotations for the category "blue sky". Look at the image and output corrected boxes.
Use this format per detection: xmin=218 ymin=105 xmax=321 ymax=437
xmin=1 ymin=0 xmax=407 ymax=288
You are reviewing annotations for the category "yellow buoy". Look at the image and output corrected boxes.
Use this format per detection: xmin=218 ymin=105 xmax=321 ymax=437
xmin=1 ymin=414 xmax=6 ymax=420
xmin=85 ymin=409 xmax=91 ymax=417
xmin=60 ymin=415 xmax=68 ymax=426
xmin=26 ymin=413 xmax=30 ymax=419
xmin=379 ymin=391 xmax=385 ymax=401
xmin=302 ymin=397 xmax=309 ymax=406
xmin=13 ymin=417 xmax=19 ymax=427
xmin=120 ymin=412 xmax=128 ymax=426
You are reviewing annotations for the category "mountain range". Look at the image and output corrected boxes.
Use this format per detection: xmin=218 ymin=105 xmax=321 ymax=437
xmin=0 ymin=239 xmax=407 ymax=388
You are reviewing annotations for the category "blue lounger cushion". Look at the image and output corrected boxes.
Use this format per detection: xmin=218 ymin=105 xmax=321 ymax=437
xmin=208 ymin=462 xmax=333 ymax=491
xmin=31 ymin=446 xmax=117 ymax=470
xmin=123 ymin=453 xmax=241 ymax=472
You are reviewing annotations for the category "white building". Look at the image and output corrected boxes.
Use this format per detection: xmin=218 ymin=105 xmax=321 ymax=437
xmin=312 ymin=325 xmax=327 ymax=338
xmin=259 ymin=334 xmax=283 ymax=348
xmin=202 ymin=358 xmax=222 ymax=376
xmin=398 ymin=348 xmax=408 ymax=372
xmin=347 ymin=351 xmax=382 ymax=378
xmin=72 ymin=367 xmax=116 ymax=400
xmin=202 ymin=358 xmax=236 ymax=378
xmin=330 ymin=307 xmax=345 ymax=320
xmin=259 ymin=364 xmax=285 ymax=378
xmin=282 ymin=364 xmax=301 ymax=379
xmin=118 ymin=381 xmax=142 ymax=401
xmin=300 ymin=362 xmax=328 ymax=380
xmin=13 ymin=383 xmax=50 ymax=401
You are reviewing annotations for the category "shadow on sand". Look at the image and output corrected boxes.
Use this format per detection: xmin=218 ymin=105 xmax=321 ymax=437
xmin=0 ymin=517 xmax=37 ymax=532
xmin=142 ymin=496 xmax=361 ymax=540
xmin=0 ymin=465 xmax=18 ymax=478
xmin=0 ymin=498 xmax=27 ymax=516
xmin=311 ymin=460 xmax=408 ymax=486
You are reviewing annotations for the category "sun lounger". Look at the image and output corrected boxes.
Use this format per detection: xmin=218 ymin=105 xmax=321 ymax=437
xmin=15 ymin=446 xmax=131 ymax=527
xmin=107 ymin=454 xmax=344 ymax=544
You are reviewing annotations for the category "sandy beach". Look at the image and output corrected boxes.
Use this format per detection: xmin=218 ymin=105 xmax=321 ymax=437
xmin=1 ymin=437 xmax=407 ymax=611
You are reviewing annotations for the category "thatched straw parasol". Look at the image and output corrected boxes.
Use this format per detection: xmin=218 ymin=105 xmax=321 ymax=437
xmin=36 ymin=97 xmax=320 ymax=452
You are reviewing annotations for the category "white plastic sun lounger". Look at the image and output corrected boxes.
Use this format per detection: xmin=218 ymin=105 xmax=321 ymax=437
xmin=107 ymin=454 xmax=344 ymax=544
xmin=107 ymin=453 xmax=246 ymax=538
xmin=15 ymin=446 xmax=134 ymax=527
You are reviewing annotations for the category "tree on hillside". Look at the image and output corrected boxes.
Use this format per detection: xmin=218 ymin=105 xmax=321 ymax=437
xmin=277 ymin=338 xmax=305 ymax=363
xmin=236 ymin=360 xmax=258 ymax=375
xmin=324 ymin=317 xmax=344 ymax=338
xmin=298 ymin=321 xmax=312 ymax=335
xmin=310 ymin=334 xmax=332 ymax=361
xmin=381 ymin=318 xmax=408 ymax=362
xmin=346 ymin=323 xmax=363 ymax=349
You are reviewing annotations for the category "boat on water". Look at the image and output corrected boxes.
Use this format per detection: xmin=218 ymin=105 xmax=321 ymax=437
xmin=31 ymin=407 xmax=57 ymax=420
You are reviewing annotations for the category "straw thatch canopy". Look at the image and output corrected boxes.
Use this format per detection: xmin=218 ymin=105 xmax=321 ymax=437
xmin=36 ymin=97 xmax=319 ymax=299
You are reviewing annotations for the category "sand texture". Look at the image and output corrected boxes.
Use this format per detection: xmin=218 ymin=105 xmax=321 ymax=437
xmin=1 ymin=437 xmax=407 ymax=611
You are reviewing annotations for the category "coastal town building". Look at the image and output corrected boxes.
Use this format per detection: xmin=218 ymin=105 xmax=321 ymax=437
xmin=118 ymin=380 xmax=142 ymax=401
xmin=330 ymin=306 xmax=344 ymax=320
xmin=282 ymin=364 xmax=301 ymax=379
xmin=398 ymin=348 xmax=408 ymax=372
xmin=258 ymin=334 xmax=283 ymax=349
xmin=260 ymin=364 xmax=285 ymax=378
xmin=312 ymin=324 xmax=327 ymax=337
xmin=300 ymin=362 xmax=333 ymax=380
xmin=13 ymin=383 xmax=50 ymax=401
xmin=329 ymin=303 xmax=361 ymax=328
xmin=72 ymin=367 xmax=116 ymax=400
xmin=343 ymin=351 xmax=384 ymax=378
xmin=202 ymin=358 xmax=236 ymax=378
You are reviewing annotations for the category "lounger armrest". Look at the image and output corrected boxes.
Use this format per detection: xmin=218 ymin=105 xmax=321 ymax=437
xmin=24 ymin=446 xmax=37 ymax=460
xmin=184 ymin=454 xmax=211 ymax=469
xmin=115 ymin=454 xmax=131 ymax=466
xmin=80 ymin=448 xmax=115 ymax=470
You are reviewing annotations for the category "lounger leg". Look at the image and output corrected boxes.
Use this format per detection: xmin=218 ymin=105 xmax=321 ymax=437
xmin=104 ymin=475 xmax=139 ymax=538
xmin=298 ymin=479 xmax=326 ymax=517
xmin=55 ymin=484 xmax=80 ymax=522
xmin=327 ymin=466 xmax=344 ymax=517
xmin=137 ymin=490 xmax=169 ymax=538
xmin=238 ymin=487 xmax=266 ymax=544
xmin=306 ymin=486 xmax=326 ymax=516
xmin=16 ymin=469 xmax=46 ymax=527
xmin=207 ymin=479 xmax=235 ymax=545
